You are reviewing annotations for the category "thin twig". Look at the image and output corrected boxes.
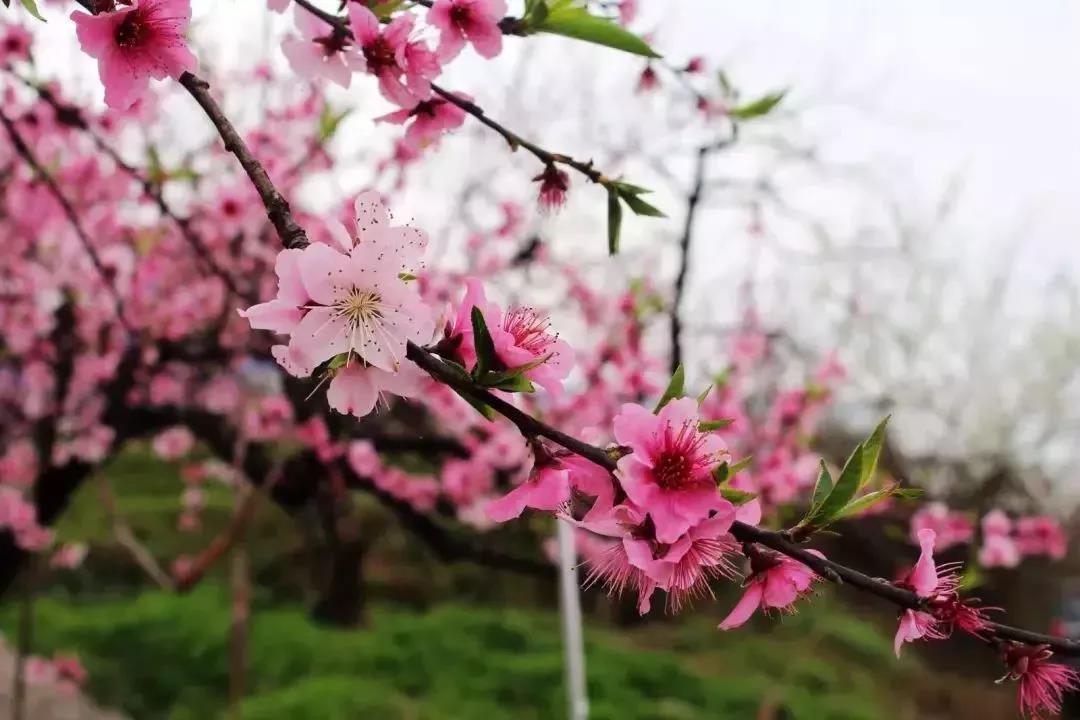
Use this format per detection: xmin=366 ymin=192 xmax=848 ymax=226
xmin=98 ymin=475 xmax=175 ymax=591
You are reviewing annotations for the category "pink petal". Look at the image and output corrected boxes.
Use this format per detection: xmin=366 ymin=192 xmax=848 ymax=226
xmin=238 ymin=299 xmax=302 ymax=333
xmin=612 ymin=403 xmax=659 ymax=460
xmin=911 ymin=528 xmax=938 ymax=597
xmin=326 ymin=365 xmax=378 ymax=417
xmin=347 ymin=3 xmax=380 ymax=44
xmin=298 ymin=242 xmax=349 ymax=305
xmin=718 ymin=582 xmax=764 ymax=630
xmin=464 ymin=19 xmax=502 ymax=58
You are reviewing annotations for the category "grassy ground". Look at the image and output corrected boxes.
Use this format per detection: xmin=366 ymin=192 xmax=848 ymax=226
xmin=3 ymin=588 xmax=914 ymax=720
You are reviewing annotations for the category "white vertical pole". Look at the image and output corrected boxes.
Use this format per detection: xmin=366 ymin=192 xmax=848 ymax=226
xmin=557 ymin=519 xmax=589 ymax=720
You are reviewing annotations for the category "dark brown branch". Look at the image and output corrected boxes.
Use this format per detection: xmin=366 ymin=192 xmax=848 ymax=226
xmin=670 ymin=145 xmax=707 ymax=375
xmin=0 ymin=110 xmax=132 ymax=332
xmin=178 ymin=72 xmax=309 ymax=250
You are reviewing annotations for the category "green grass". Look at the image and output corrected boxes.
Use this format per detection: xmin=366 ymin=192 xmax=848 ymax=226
xmin=1 ymin=588 xmax=914 ymax=720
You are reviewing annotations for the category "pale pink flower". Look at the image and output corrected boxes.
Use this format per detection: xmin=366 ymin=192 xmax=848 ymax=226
xmin=281 ymin=6 xmax=363 ymax=88
xmin=349 ymin=4 xmax=440 ymax=107
xmin=613 ymin=398 xmax=731 ymax=543
xmin=376 ymin=95 xmax=467 ymax=150
xmin=71 ymin=0 xmax=197 ymax=110
xmin=999 ymin=643 xmax=1080 ymax=719
xmin=152 ymin=425 xmax=195 ymax=460
xmin=427 ymin=0 xmax=506 ymax=61
xmin=268 ymin=0 xmax=290 ymax=12
xmin=326 ymin=361 xmax=427 ymax=418
xmin=718 ymin=546 xmax=821 ymax=629
xmin=247 ymin=194 xmax=434 ymax=393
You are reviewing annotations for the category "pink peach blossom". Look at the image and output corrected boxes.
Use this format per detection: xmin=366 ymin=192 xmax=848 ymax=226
xmin=719 ymin=546 xmax=821 ymax=629
xmin=71 ymin=0 xmax=197 ymax=110
xmin=281 ymin=6 xmax=363 ymax=88
xmin=427 ymin=0 xmax=506 ymax=61
xmin=613 ymin=398 xmax=731 ymax=543
xmin=349 ymin=4 xmax=440 ymax=107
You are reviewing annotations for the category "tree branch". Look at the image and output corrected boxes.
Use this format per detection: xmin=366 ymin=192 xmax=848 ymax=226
xmin=178 ymin=72 xmax=309 ymax=250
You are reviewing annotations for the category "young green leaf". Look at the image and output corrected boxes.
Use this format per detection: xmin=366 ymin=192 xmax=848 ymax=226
xmin=857 ymin=416 xmax=890 ymax=492
xmin=607 ymin=187 xmax=623 ymax=255
xmin=835 ymin=485 xmax=898 ymax=520
xmin=486 ymin=373 xmax=536 ymax=393
xmin=712 ymin=461 xmax=730 ymax=486
xmin=470 ymin=307 xmax=497 ymax=378
xmin=317 ymin=104 xmax=351 ymax=143
xmin=620 ymin=192 xmax=665 ymax=217
xmin=809 ymin=460 xmax=833 ymax=512
xmin=653 ymin=364 xmax=685 ymax=413
xmin=696 ymin=383 xmax=714 ymax=404
xmin=720 ymin=486 xmax=757 ymax=506
xmin=807 ymin=443 xmax=864 ymax=527
xmin=612 ymin=181 xmax=653 ymax=196
xmin=532 ymin=2 xmax=660 ymax=58
xmin=729 ymin=90 xmax=786 ymax=120
xmin=728 ymin=455 xmax=753 ymax=476
xmin=698 ymin=418 xmax=732 ymax=432
xmin=20 ymin=0 xmax=46 ymax=21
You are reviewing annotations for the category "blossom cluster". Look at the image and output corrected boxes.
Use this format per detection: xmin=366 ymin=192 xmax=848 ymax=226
xmin=910 ymin=503 xmax=1067 ymax=568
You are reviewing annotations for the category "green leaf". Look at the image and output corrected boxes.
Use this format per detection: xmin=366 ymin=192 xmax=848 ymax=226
xmin=857 ymin=416 xmax=889 ymax=492
xmin=817 ymin=443 xmax=864 ymax=521
xmin=620 ymin=192 xmax=666 ymax=218
xmin=397 ymin=271 xmax=417 ymax=282
xmin=698 ymin=418 xmax=733 ymax=432
xmin=370 ymin=0 xmax=405 ymax=19
xmin=470 ymin=307 xmax=497 ymax=378
xmin=712 ymin=461 xmax=730 ymax=486
xmin=835 ymin=485 xmax=897 ymax=520
xmin=318 ymin=104 xmax=351 ymax=143
xmin=729 ymin=90 xmax=786 ymax=120
xmin=486 ymin=373 xmax=536 ymax=393
xmin=532 ymin=2 xmax=660 ymax=58
xmin=720 ymin=486 xmax=757 ymax=506
xmin=728 ymin=455 xmax=752 ymax=476
xmin=20 ymin=0 xmax=45 ymax=21
xmin=810 ymin=461 xmax=833 ymax=512
xmin=606 ymin=187 xmax=623 ymax=255
xmin=696 ymin=383 xmax=714 ymax=404
xmin=653 ymin=364 xmax=685 ymax=413
xmin=892 ymin=488 xmax=924 ymax=500
xmin=459 ymin=391 xmax=497 ymax=421
xmin=612 ymin=181 xmax=653 ymax=196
